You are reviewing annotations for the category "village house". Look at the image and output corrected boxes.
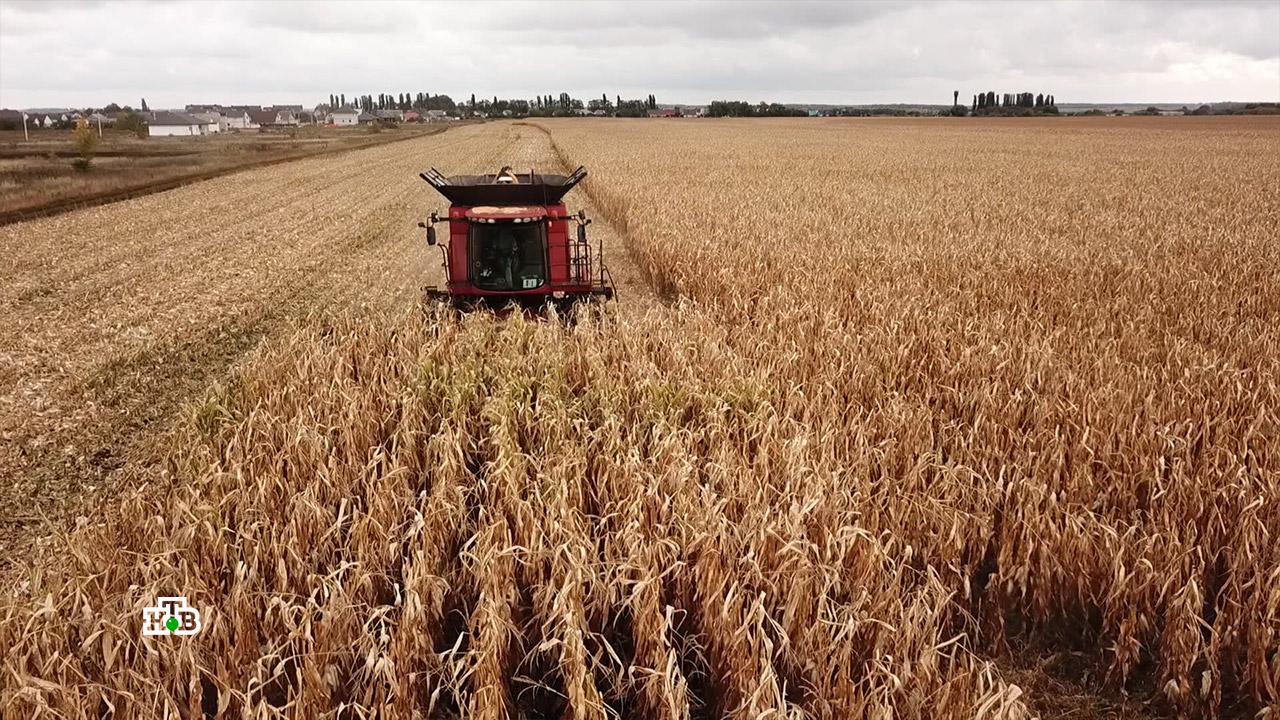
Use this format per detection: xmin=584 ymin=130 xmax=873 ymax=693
xmin=328 ymin=108 xmax=359 ymax=126
xmin=148 ymin=111 xmax=207 ymax=137
xmin=24 ymin=110 xmax=72 ymax=128
xmin=220 ymin=108 xmax=252 ymax=130
xmin=425 ymin=109 xmax=449 ymax=122
xmin=247 ymin=108 xmax=296 ymax=128
xmin=191 ymin=112 xmax=223 ymax=133
xmin=266 ymin=106 xmax=302 ymax=125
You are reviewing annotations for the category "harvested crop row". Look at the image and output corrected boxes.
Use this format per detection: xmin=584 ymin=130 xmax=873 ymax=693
xmin=0 ymin=122 xmax=530 ymax=560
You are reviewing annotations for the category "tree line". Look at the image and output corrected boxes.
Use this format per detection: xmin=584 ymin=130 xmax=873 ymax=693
xmin=326 ymin=92 xmax=458 ymax=113
xmin=706 ymin=101 xmax=808 ymax=117
xmin=968 ymin=90 xmax=1058 ymax=115
xmin=324 ymin=92 xmax=660 ymax=118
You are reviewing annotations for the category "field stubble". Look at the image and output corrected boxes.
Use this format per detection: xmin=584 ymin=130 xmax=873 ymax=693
xmin=1 ymin=117 xmax=1277 ymax=719
xmin=0 ymin=123 xmax=525 ymax=557
xmin=0 ymin=125 xmax=452 ymax=221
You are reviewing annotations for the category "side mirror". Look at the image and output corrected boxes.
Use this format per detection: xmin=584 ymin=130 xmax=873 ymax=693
xmin=576 ymin=224 xmax=587 ymax=244
xmin=426 ymin=226 xmax=438 ymax=246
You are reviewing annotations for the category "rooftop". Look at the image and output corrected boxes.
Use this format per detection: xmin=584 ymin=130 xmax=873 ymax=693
xmin=149 ymin=111 xmax=204 ymax=126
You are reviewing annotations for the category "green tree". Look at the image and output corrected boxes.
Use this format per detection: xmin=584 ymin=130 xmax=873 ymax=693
xmin=116 ymin=111 xmax=146 ymax=138
xmin=71 ymin=119 xmax=98 ymax=171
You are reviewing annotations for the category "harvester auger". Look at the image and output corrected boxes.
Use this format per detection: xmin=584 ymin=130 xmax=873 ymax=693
xmin=417 ymin=165 xmax=615 ymax=313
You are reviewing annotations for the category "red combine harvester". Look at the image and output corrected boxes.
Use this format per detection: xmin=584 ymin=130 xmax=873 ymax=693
xmin=418 ymin=166 xmax=614 ymax=311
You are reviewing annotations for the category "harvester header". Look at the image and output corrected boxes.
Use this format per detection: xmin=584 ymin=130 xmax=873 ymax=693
xmin=420 ymin=166 xmax=587 ymax=206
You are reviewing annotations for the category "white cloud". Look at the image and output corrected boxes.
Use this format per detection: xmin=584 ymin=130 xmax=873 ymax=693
xmin=0 ymin=0 xmax=1276 ymax=108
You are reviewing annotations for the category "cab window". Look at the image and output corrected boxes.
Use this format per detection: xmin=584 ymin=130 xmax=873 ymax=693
xmin=470 ymin=222 xmax=546 ymax=291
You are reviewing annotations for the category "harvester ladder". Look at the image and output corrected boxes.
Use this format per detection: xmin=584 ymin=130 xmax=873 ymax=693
xmin=568 ymin=229 xmax=592 ymax=284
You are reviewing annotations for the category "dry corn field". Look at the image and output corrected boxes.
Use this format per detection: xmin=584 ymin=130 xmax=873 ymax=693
xmin=0 ymin=117 xmax=1277 ymax=719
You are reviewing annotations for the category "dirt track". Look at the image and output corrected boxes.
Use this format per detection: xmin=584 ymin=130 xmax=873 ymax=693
xmin=0 ymin=122 xmax=647 ymax=564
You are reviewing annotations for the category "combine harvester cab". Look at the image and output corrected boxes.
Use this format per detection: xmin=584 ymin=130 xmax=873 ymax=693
xmin=418 ymin=165 xmax=614 ymax=313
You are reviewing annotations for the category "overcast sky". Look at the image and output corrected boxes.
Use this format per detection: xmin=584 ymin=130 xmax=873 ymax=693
xmin=1 ymin=0 xmax=1277 ymax=109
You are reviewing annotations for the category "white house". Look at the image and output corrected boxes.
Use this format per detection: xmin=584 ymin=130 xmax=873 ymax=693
xmin=148 ymin=111 xmax=206 ymax=137
xmin=221 ymin=109 xmax=252 ymax=129
xmin=329 ymin=108 xmax=359 ymax=126
xmin=247 ymin=108 xmax=298 ymax=127
xmin=29 ymin=112 xmax=67 ymax=128
xmin=191 ymin=112 xmax=222 ymax=133
xmin=425 ymin=109 xmax=448 ymax=122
